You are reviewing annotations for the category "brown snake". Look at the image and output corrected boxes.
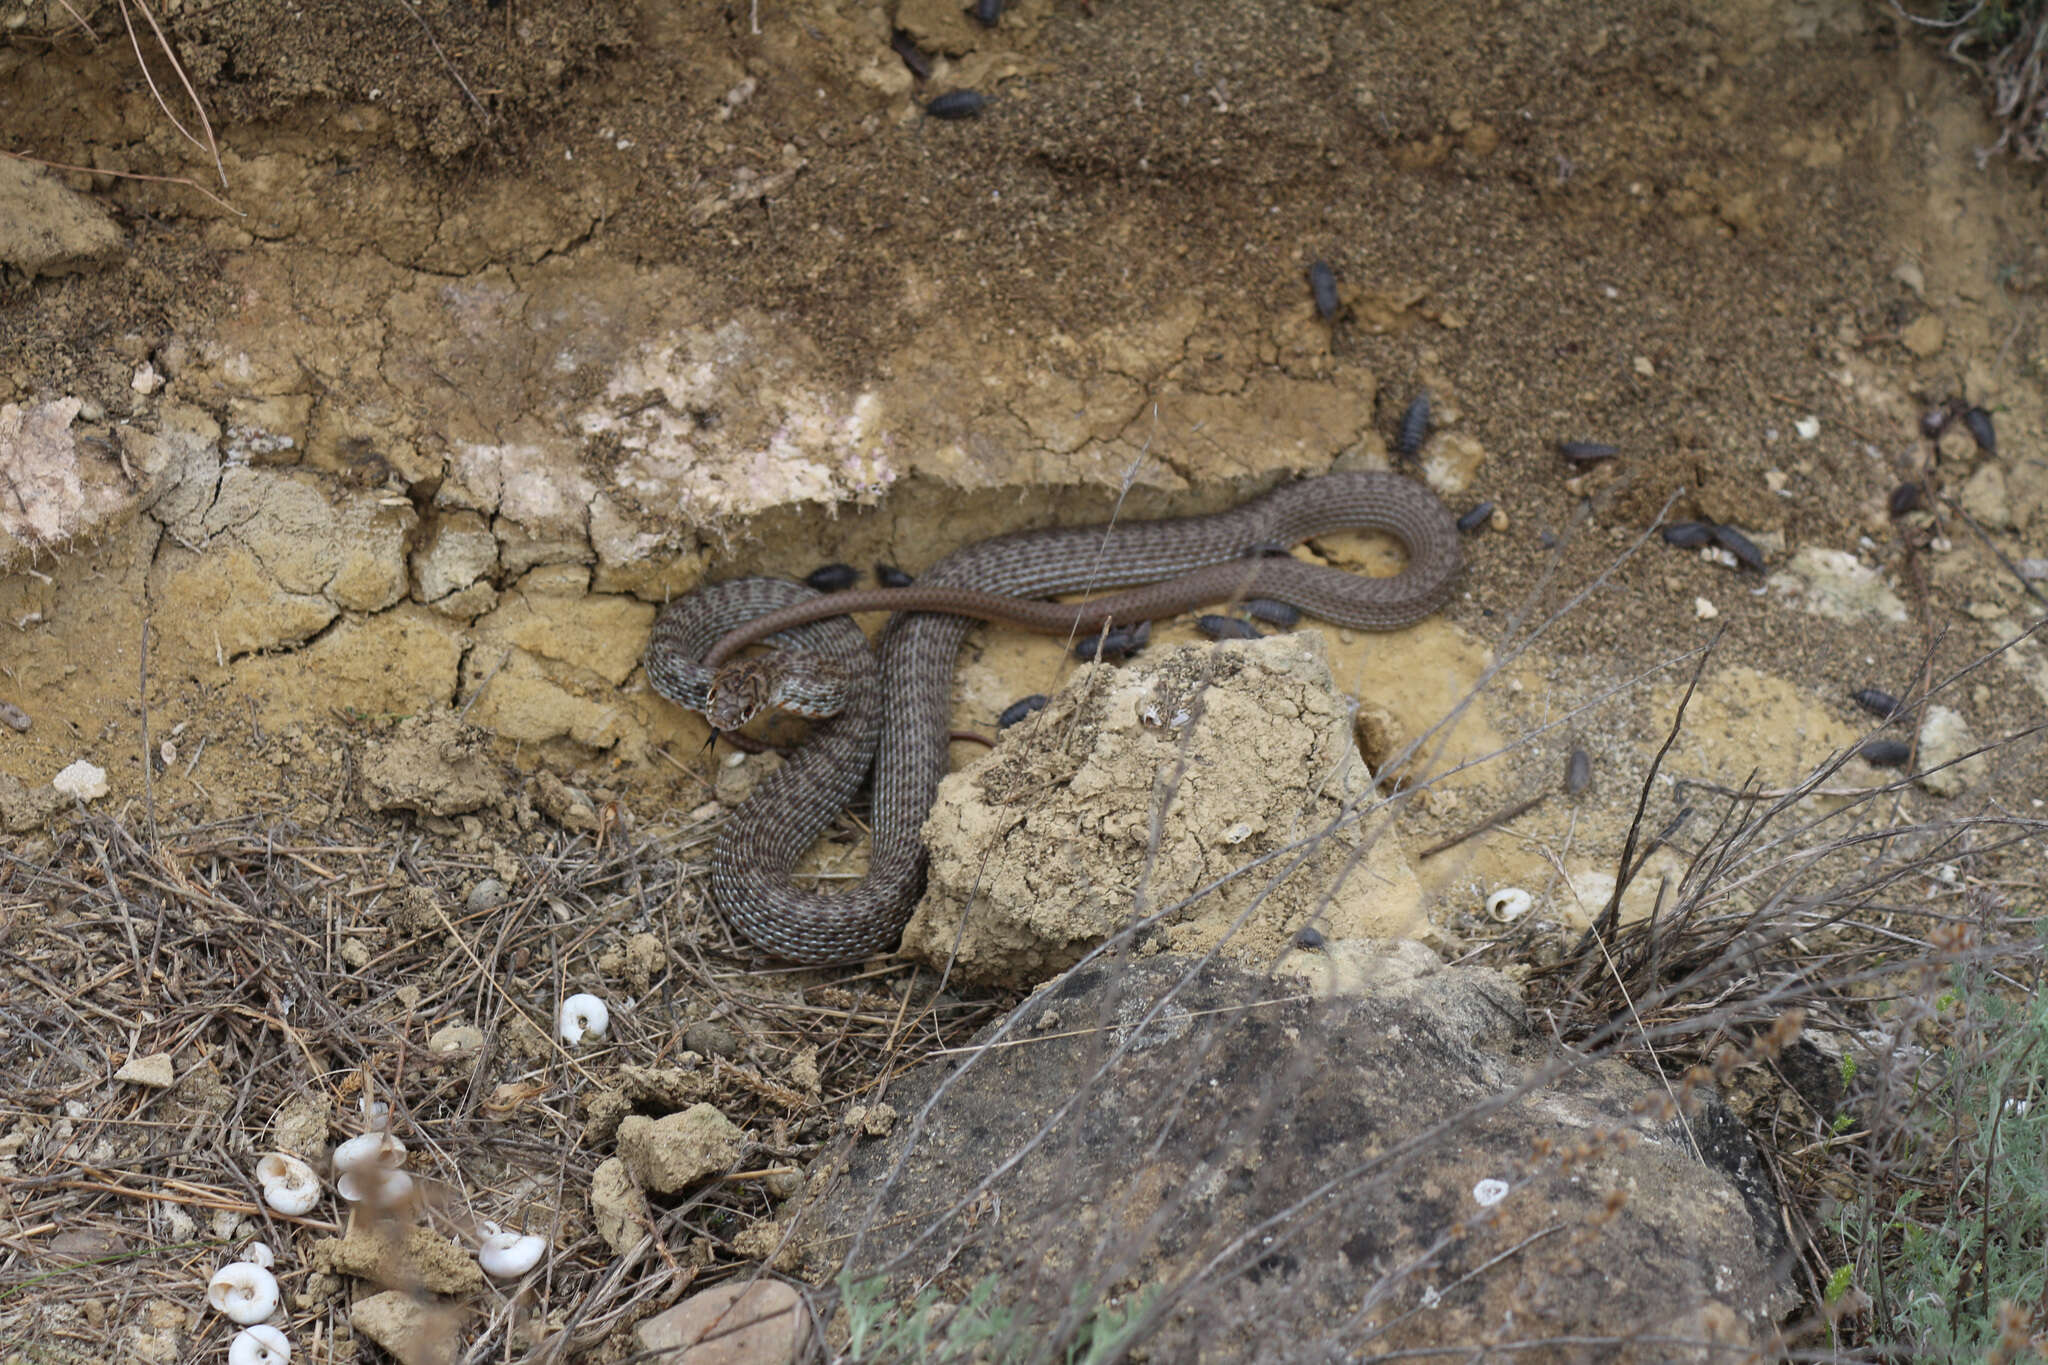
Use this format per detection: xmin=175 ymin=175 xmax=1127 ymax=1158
xmin=645 ymin=471 xmax=1461 ymax=964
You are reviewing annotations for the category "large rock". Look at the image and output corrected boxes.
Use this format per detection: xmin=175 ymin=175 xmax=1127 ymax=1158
xmin=906 ymin=634 xmax=1425 ymax=984
xmin=793 ymin=950 xmax=1792 ymax=1363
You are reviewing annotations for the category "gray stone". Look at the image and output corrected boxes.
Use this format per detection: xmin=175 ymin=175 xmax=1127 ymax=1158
xmin=792 ymin=951 xmax=1793 ymax=1364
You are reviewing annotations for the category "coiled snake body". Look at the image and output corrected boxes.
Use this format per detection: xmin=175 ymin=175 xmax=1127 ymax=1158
xmin=646 ymin=471 xmax=1461 ymax=964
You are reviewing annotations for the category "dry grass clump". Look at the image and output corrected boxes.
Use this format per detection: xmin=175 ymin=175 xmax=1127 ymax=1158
xmin=0 ymin=809 xmax=998 ymax=1360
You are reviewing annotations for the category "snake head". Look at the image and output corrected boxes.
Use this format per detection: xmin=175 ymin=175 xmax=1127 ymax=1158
xmin=704 ymin=658 xmax=779 ymax=732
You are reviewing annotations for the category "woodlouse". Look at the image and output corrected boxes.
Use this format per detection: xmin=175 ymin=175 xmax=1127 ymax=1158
xmin=1661 ymin=522 xmax=1716 ymax=549
xmin=1858 ymin=739 xmax=1913 ymax=768
xmin=926 ymin=90 xmax=987 ymax=119
xmin=1711 ymin=524 xmax=1764 ymax=572
xmin=1850 ymin=688 xmax=1904 ymax=721
xmin=1244 ymin=598 xmax=1302 ymax=628
xmin=998 ymin=695 xmax=1050 ymax=729
xmin=1307 ymin=261 xmax=1339 ymax=319
xmin=1292 ymin=925 xmax=1326 ymax=951
xmin=1566 ymin=746 xmax=1591 ymax=796
xmin=876 ymin=562 xmax=914 ymax=588
xmin=1557 ymin=441 xmax=1620 ymax=463
xmin=1456 ymin=501 xmax=1495 ymax=534
xmin=1962 ymin=406 xmax=1997 ymax=454
xmin=1197 ymin=614 xmax=1263 ymax=640
xmin=805 ymin=563 xmax=860 ymax=592
xmin=890 ymin=30 xmax=932 ymax=82
xmin=1888 ymin=483 xmax=1922 ymax=517
xmin=1075 ymin=620 xmax=1150 ymax=662
xmin=1395 ymin=393 xmax=1431 ymax=458
xmin=1919 ymin=407 xmax=1951 ymax=440
xmin=970 ymin=0 xmax=1003 ymax=27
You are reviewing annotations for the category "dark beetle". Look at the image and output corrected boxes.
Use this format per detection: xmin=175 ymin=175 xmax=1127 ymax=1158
xmin=1307 ymin=260 xmax=1340 ymax=320
xmin=1919 ymin=407 xmax=1951 ymax=441
xmin=1457 ymin=501 xmax=1495 ymax=534
xmin=1566 ymin=745 xmax=1591 ymax=796
xmin=1395 ymin=393 xmax=1431 ymax=458
xmin=998 ymin=694 xmax=1050 ymax=730
xmin=805 ymin=562 xmax=860 ymax=593
xmin=876 ymin=562 xmax=914 ymax=588
xmin=970 ymin=0 xmax=1003 ymax=26
xmin=1962 ymin=406 xmax=1997 ymax=454
xmin=1292 ymin=925 xmax=1326 ymax=951
xmin=1661 ymin=521 xmax=1716 ymax=549
xmin=926 ymin=90 xmax=987 ymax=119
xmin=1888 ymin=483 xmax=1922 ymax=517
xmin=1851 ymin=688 xmax=1905 ymax=721
xmin=1558 ymin=441 xmax=1621 ymax=463
xmin=1244 ymin=598 xmax=1302 ymax=628
xmin=1711 ymin=524 xmax=1765 ymax=572
xmin=1858 ymin=739 xmax=1913 ymax=768
xmin=1198 ymin=614 xmax=1263 ymax=641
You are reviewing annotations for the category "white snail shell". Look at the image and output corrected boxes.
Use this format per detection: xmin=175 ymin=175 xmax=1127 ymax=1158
xmin=477 ymin=1229 xmax=548 ymax=1279
xmin=332 ymin=1132 xmax=406 ymax=1174
xmin=206 ymin=1262 xmax=280 ymax=1325
xmin=254 ymin=1153 xmax=320 ymax=1216
xmin=228 ymin=1325 xmax=291 ymax=1365
xmin=557 ymin=994 xmax=610 ymax=1045
xmin=336 ymin=1166 xmax=415 ymax=1206
xmin=1485 ymin=887 xmax=1533 ymax=923
xmin=1472 ymin=1178 xmax=1510 ymax=1207
xmin=241 ymin=1241 xmax=275 ymax=1269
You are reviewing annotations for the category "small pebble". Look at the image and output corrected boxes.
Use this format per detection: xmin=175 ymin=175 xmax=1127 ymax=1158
xmin=1888 ymin=483 xmax=1922 ymax=517
xmin=805 ymin=563 xmax=860 ymax=593
xmin=466 ymin=878 xmax=510 ymax=914
xmin=683 ymin=1021 xmax=741 ymax=1059
xmin=1961 ymin=406 xmax=1997 ymax=454
xmin=997 ymin=694 xmax=1050 ymax=730
xmin=1243 ymin=598 xmax=1301 ymax=628
xmin=876 ymin=562 xmax=914 ymax=588
xmin=1395 ymin=393 xmax=1431 ymax=458
xmin=926 ymin=89 xmax=987 ymax=119
xmin=1858 ymin=739 xmax=1913 ymax=769
xmin=1711 ymin=524 xmax=1765 ymax=572
xmin=1456 ymin=501 xmax=1495 ymax=534
xmin=1661 ymin=521 xmax=1716 ymax=549
xmin=1197 ymin=614 xmax=1262 ymax=640
xmin=0 ymin=701 xmax=28 ymax=733
xmin=1565 ymin=746 xmax=1591 ymax=796
xmin=1307 ymin=261 xmax=1339 ymax=319
xmin=1292 ymin=925 xmax=1326 ymax=951
xmin=1557 ymin=441 xmax=1621 ymax=463
xmin=2018 ymin=558 xmax=2048 ymax=582
xmin=1850 ymin=688 xmax=1904 ymax=721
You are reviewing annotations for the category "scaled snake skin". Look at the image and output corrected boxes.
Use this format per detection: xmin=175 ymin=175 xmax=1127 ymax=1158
xmin=645 ymin=471 xmax=1461 ymax=965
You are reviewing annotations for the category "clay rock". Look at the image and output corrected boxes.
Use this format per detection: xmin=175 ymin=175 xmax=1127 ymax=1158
xmin=792 ymin=951 xmax=1793 ymax=1363
xmin=905 ymin=634 xmax=1424 ymax=985
xmin=617 ymin=1104 xmax=745 ymax=1193
xmin=0 ymin=158 xmax=123 ymax=278
xmin=359 ymin=712 xmax=502 ymax=817
xmin=634 ymin=1280 xmax=811 ymax=1365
